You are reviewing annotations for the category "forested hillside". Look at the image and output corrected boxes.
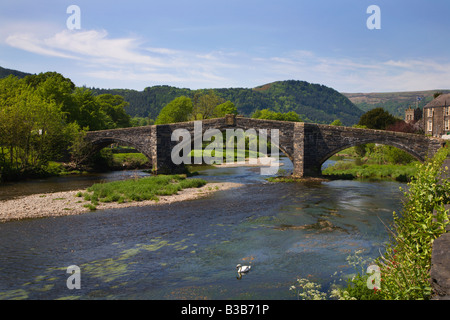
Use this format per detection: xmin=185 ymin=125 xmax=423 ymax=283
xmin=93 ymin=80 xmax=363 ymax=126
xmin=0 ymin=66 xmax=32 ymax=79
xmin=1 ymin=66 xmax=363 ymax=125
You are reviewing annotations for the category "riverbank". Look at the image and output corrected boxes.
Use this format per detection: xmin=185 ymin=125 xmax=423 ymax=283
xmin=0 ymin=181 xmax=243 ymax=223
xmin=322 ymin=160 xmax=419 ymax=182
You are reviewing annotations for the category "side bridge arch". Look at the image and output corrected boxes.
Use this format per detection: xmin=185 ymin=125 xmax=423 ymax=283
xmin=293 ymin=123 xmax=445 ymax=177
xmin=85 ymin=126 xmax=155 ymax=167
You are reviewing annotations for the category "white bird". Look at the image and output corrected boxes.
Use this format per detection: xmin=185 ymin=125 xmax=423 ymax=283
xmin=236 ymin=264 xmax=251 ymax=273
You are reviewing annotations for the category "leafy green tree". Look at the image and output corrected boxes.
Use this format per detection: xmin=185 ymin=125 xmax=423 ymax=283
xmin=252 ymin=109 xmax=301 ymax=122
xmin=155 ymin=96 xmax=193 ymax=124
xmin=192 ymin=91 xmax=225 ymax=120
xmin=358 ymin=108 xmax=398 ymax=130
xmin=71 ymin=87 xmax=110 ymax=130
xmin=130 ymin=116 xmax=154 ymax=127
xmin=96 ymin=94 xmax=131 ymax=128
xmin=282 ymin=111 xmax=302 ymax=122
xmin=330 ymin=119 xmax=343 ymax=126
xmin=213 ymin=101 xmax=237 ymax=117
xmin=0 ymin=75 xmax=70 ymax=179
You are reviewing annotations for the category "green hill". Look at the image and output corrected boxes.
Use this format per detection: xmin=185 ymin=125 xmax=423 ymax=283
xmin=0 ymin=66 xmax=362 ymax=125
xmin=93 ymin=80 xmax=363 ymax=126
xmin=0 ymin=66 xmax=32 ymax=79
xmin=343 ymin=90 xmax=450 ymax=118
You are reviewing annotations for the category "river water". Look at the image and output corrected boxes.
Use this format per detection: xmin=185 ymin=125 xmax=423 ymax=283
xmin=0 ymin=158 xmax=405 ymax=300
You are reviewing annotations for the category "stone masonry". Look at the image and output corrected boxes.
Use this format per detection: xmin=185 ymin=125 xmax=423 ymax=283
xmin=85 ymin=115 xmax=445 ymax=177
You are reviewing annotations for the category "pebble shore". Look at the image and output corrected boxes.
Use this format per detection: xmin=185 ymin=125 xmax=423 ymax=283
xmin=0 ymin=182 xmax=243 ymax=223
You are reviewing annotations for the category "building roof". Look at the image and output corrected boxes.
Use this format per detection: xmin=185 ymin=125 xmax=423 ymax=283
xmin=424 ymin=93 xmax=450 ymax=108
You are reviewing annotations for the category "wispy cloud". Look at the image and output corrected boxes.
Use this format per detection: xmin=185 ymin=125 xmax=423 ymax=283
xmin=3 ymin=27 xmax=240 ymax=88
xmin=3 ymin=23 xmax=450 ymax=92
xmin=251 ymin=51 xmax=450 ymax=92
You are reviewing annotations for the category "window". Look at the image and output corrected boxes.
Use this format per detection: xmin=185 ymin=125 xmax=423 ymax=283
xmin=428 ymin=120 xmax=433 ymax=132
xmin=428 ymin=108 xmax=433 ymax=117
xmin=446 ymin=119 xmax=449 ymax=131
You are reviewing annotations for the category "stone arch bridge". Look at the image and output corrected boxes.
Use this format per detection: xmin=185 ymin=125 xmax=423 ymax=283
xmin=85 ymin=115 xmax=444 ymax=177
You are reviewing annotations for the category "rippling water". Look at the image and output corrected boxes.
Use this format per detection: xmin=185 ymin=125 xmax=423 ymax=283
xmin=0 ymin=158 xmax=405 ymax=300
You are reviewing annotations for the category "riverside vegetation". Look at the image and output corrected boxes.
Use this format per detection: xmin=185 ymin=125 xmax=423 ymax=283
xmin=322 ymin=144 xmax=419 ymax=182
xmin=76 ymin=174 xmax=207 ymax=211
xmin=289 ymin=146 xmax=450 ymax=300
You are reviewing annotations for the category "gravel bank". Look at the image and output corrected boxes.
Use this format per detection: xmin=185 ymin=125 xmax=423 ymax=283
xmin=0 ymin=182 xmax=243 ymax=223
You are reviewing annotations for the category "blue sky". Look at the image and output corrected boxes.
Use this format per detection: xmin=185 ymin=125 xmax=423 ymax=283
xmin=1 ymin=0 xmax=450 ymax=92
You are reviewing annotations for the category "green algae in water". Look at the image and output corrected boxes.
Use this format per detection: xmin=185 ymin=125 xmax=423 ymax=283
xmin=0 ymin=289 xmax=29 ymax=300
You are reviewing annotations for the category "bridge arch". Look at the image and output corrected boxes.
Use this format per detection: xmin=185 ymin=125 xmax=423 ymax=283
xmin=297 ymin=123 xmax=444 ymax=177
xmin=84 ymin=126 xmax=155 ymax=169
xmin=317 ymin=140 xmax=426 ymax=170
xmin=205 ymin=125 xmax=293 ymax=163
xmin=89 ymin=138 xmax=151 ymax=159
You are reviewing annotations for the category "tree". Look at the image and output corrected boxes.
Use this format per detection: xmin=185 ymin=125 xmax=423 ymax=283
xmin=252 ymin=109 xmax=301 ymax=122
xmin=434 ymin=92 xmax=443 ymax=99
xmin=71 ymin=87 xmax=110 ymax=130
xmin=358 ymin=108 xmax=398 ymax=130
xmin=386 ymin=120 xmax=419 ymax=134
xmin=96 ymin=94 xmax=131 ymax=128
xmin=192 ymin=91 xmax=225 ymax=120
xmin=155 ymin=96 xmax=193 ymax=124
xmin=0 ymin=75 xmax=70 ymax=178
xmin=213 ymin=101 xmax=237 ymax=118
xmin=330 ymin=119 xmax=343 ymax=126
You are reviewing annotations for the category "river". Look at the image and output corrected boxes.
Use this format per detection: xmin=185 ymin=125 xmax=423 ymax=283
xmin=0 ymin=158 xmax=405 ymax=300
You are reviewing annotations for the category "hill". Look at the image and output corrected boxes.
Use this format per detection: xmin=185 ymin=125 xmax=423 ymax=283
xmin=0 ymin=66 xmax=362 ymax=125
xmin=0 ymin=66 xmax=32 ymax=79
xmin=93 ymin=80 xmax=363 ymax=126
xmin=343 ymin=90 xmax=450 ymax=118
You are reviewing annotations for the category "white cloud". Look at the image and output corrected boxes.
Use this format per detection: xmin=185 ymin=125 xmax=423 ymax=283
xmin=250 ymin=51 xmax=450 ymax=92
xmin=2 ymin=22 xmax=450 ymax=92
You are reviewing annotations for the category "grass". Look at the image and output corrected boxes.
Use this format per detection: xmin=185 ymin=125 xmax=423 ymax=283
xmin=322 ymin=161 xmax=419 ymax=182
xmin=77 ymin=174 xmax=207 ymax=209
xmin=111 ymin=153 xmax=149 ymax=169
xmin=189 ymin=149 xmax=265 ymax=164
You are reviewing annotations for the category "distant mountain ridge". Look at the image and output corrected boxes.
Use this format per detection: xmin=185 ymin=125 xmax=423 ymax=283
xmin=343 ymin=90 xmax=450 ymax=118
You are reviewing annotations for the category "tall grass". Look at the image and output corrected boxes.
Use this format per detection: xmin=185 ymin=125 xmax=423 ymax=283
xmin=78 ymin=175 xmax=207 ymax=208
xmin=323 ymin=161 xmax=419 ymax=182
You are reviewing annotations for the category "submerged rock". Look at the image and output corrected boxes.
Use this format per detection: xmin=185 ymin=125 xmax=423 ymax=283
xmin=274 ymin=219 xmax=346 ymax=233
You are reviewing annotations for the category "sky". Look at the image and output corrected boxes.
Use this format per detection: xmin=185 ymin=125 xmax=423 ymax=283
xmin=1 ymin=0 xmax=450 ymax=93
